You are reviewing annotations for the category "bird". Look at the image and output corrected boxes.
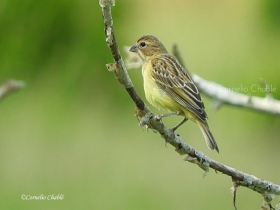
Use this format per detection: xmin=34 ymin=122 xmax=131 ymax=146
xmin=129 ymin=35 xmax=219 ymax=153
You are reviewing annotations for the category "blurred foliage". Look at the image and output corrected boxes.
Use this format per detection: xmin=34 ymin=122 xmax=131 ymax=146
xmin=0 ymin=0 xmax=280 ymax=209
xmin=263 ymin=0 xmax=280 ymax=30
xmin=0 ymin=0 xmax=129 ymax=105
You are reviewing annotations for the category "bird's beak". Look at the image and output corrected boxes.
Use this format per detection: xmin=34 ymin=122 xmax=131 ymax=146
xmin=129 ymin=44 xmax=139 ymax=53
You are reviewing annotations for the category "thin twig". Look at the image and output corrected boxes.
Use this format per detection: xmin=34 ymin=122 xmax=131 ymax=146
xmin=0 ymin=79 xmax=24 ymax=101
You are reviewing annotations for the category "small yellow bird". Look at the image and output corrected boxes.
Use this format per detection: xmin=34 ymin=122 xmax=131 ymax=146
xmin=130 ymin=35 xmax=219 ymax=153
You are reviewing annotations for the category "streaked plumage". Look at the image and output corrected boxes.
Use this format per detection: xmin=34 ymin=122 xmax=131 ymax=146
xmin=130 ymin=35 xmax=219 ymax=152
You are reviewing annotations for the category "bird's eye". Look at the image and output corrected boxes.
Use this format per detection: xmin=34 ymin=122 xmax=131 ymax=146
xmin=140 ymin=42 xmax=146 ymax=47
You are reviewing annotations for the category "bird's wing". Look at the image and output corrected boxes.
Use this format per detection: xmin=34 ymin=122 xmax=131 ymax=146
xmin=151 ymin=54 xmax=207 ymax=122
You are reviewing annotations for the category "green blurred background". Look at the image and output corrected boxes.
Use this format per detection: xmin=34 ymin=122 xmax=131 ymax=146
xmin=1 ymin=0 xmax=280 ymax=209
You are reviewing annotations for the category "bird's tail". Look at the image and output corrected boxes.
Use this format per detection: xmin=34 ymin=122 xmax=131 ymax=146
xmin=196 ymin=120 xmax=219 ymax=153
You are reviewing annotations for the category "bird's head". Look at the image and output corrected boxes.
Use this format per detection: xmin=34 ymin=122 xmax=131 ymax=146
xmin=129 ymin=35 xmax=168 ymax=60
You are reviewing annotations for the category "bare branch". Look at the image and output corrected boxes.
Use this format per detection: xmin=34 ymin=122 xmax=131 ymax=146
xmin=191 ymin=74 xmax=280 ymax=116
xmin=0 ymin=79 xmax=24 ymax=101
xmin=100 ymin=0 xmax=280 ymax=208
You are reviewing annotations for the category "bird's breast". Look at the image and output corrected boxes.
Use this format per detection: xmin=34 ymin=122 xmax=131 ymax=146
xmin=142 ymin=66 xmax=180 ymax=113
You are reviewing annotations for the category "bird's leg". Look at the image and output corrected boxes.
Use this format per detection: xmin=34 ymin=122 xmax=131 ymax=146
xmin=171 ymin=117 xmax=188 ymax=132
xmin=154 ymin=111 xmax=181 ymax=120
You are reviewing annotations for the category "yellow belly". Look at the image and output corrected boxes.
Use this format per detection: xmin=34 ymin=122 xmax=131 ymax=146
xmin=142 ymin=65 xmax=197 ymax=122
xmin=143 ymin=76 xmax=180 ymax=113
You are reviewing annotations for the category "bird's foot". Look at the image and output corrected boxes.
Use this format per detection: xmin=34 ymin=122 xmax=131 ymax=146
xmin=171 ymin=117 xmax=188 ymax=132
xmin=154 ymin=112 xmax=181 ymax=121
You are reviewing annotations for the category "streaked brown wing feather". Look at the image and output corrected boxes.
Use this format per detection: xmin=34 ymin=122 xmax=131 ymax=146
xmin=151 ymin=54 xmax=207 ymax=122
